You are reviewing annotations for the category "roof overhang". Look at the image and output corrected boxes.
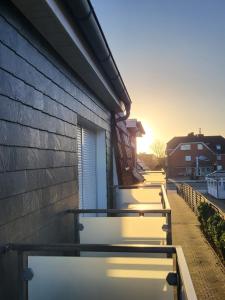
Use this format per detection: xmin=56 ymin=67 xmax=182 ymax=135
xmin=126 ymin=119 xmax=145 ymax=137
xmin=11 ymin=0 xmax=124 ymax=112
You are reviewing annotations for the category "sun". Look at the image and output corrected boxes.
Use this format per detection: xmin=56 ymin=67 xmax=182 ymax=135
xmin=137 ymin=122 xmax=154 ymax=153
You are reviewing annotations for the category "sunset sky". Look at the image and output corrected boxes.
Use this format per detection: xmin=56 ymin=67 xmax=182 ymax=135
xmin=92 ymin=0 xmax=225 ymax=153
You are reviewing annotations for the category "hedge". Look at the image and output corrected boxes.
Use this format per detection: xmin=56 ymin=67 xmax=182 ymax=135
xmin=198 ymin=202 xmax=225 ymax=260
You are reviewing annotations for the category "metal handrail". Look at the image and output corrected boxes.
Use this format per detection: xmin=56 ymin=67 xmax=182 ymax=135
xmin=140 ymin=169 xmax=165 ymax=174
xmin=112 ymin=184 xmax=162 ymax=188
xmin=160 ymin=185 xmax=172 ymax=245
xmin=67 ymin=208 xmax=171 ymax=214
xmin=161 ymin=184 xmax=171 ymax=210
xmin=66 ymin=185 xmax=172 ymax=245
xmin=112 ymin=184 xmax=170 ymax=209
xmin=74 ymin=184 xmax=172 ymax=245
xmin=177 ymin=183 xmax=224 ymax=219
xmin=1 ymin=243 xmax=175 ymax=254
xmin=0 ymin=243 xmax=197 ymax=300
xmin=176 ymin=246 xmax=198 ymax=300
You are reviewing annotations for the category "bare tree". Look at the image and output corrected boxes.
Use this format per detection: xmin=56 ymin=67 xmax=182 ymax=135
xmin=151 ymin=140 xmax=166 ymax=158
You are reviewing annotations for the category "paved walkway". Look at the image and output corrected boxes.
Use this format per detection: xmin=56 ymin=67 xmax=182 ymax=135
xmin=168 ymin=190 xmax=225 ymax=300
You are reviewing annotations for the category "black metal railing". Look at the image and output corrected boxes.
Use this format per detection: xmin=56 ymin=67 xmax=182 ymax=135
xmin=177 ymin=183 xmax=224 ymax=219
xmin=0 ymin=183 xmax=197 ymax=300
xmin=0 ymin=243 xmax=197 ymax=300
xmin=67 ymin=206 xmax=172 ymax=246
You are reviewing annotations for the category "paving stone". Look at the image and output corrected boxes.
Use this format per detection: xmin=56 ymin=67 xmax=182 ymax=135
xmin=168 ymin=190 xmax=225 ymax=300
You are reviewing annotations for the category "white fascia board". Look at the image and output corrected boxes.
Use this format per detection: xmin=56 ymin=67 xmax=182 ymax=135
xmin=12 ymin=0 xmax=122 ymax=111
xmin=126 ymin=119 xmax=137 ymax=128
xmin=168 ymin=142 xmax=216 ymax=156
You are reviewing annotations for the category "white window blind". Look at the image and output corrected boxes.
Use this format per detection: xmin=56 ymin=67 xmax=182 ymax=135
xmin=77 ymin=126 xmax=97 ymax=209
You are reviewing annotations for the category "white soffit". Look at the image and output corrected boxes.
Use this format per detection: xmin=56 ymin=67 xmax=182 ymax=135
xmin=11 ymin=0 xmax=122 ymax=111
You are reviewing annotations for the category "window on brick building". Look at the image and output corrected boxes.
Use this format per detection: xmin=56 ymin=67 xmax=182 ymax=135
xmin=185 ymin=155 xmax=191 ymax=161
xmin=181 ymin=144 xmax=191 ymax=150
xmin=197 ymin=144 xmax=203 ymax=150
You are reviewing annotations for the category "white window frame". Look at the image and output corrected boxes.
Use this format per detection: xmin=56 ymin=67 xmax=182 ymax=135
xmin=180 ymin=144 xmax=191 ymax=151
xmin=197 ymin=144 xmax=203 ymax=150
xmin=185 ymin=155 xmax=192 ymax=161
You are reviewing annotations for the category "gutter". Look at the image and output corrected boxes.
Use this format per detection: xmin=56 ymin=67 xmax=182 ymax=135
xmin=64 ymin=0 xmax=131 ymax=119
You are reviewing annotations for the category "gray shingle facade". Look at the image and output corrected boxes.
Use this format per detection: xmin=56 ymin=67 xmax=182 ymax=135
xmin=0 ymin=1 xmax=116 ymax=298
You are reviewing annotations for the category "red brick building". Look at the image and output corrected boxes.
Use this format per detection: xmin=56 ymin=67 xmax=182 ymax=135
xmin=166 ymin=133 xmax=225 ymax=178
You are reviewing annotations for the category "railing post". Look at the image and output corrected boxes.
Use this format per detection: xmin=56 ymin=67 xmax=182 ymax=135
xmin=175 ymin=255 xmax=182 ymax=300
xmin=196 ymin=193 xmax=199 ymax=208
xmin=191 ymin=188 xmax=194 ymax=212
xmin=190 ymin=187 xmax=192 ymax=209
xmin=73 ymin=210 xmax=80 ymax=256
xmin=74 ymin=212 xmax=79 ymax=243
xmin=187 ymin=186 xmax=189 ymax=202
xmin=188 ymin=186 xmax=190 ymax=206
xmin=194 ymin=193 xmax=197 ymax=214
xmin=167 ymin=212 xmax=172 ymax=246
xmin=196 ymin=193 xmax=200 ymax=214
xmin=18 ymin=251 xmax=27 ymax=300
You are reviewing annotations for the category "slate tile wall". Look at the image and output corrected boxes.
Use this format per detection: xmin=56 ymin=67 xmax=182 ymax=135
xmin=0 ymin=1 xmax=112 ymax=298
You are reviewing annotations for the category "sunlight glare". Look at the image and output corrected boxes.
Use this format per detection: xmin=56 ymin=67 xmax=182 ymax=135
xmin=137 ymin=121 xmax=154 ymax=153
xmin=107 ymin=269 xmax=169 ymax=279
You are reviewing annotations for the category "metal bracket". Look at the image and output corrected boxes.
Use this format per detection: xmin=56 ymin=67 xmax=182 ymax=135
xmin=78 ymin=223 xmax=84 ymax=231
xmin=166 ymin=272 xmax=178 ymax=286
xmin=162 ymin=224 xmax=169 ymax=232
xmin=22 ymin=268 xmax=34 ymax=281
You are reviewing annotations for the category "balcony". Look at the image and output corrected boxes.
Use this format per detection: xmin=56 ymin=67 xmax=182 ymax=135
xmin=0 ymin=171 xmax=196 ymax=300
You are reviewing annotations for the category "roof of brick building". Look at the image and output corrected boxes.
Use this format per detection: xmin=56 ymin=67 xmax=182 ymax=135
xmin=167 ymin=134 xmax=225 ymax=153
